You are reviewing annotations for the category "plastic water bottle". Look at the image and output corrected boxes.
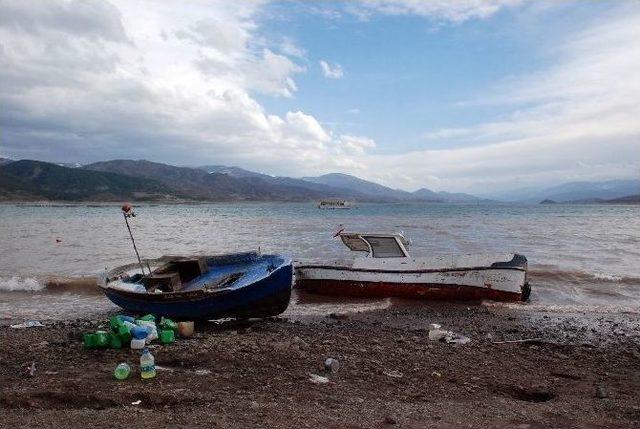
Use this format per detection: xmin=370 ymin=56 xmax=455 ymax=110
xmin=140 ymin=348 xmax=156 ymax=379
xmin=114 ymin=363 xmax=131 ymax=380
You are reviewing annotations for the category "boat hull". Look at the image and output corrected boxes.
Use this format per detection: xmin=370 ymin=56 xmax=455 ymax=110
xmin=295 ymin=264 xmax=528 ymax=302
xmin=102 ymin=254 xmax=293 ymax=320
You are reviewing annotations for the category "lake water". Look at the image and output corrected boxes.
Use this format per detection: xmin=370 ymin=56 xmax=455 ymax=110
xmin=1 ymin=202 xmax=639 ymax=321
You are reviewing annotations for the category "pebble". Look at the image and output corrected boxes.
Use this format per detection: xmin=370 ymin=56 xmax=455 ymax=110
xmin=595 ymin=385 xmax=608 ymax=399
xmin=324 ymin=357 xmax=340 ymax=373
xmin=384 ymin=415 xmax=397 ymax=425
xmin=329 ymin=313 xmax=349 ymax=320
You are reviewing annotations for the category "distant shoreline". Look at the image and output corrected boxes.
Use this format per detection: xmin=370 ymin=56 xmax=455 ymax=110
xmin=0 ymin=200 xmax=638 ymax=206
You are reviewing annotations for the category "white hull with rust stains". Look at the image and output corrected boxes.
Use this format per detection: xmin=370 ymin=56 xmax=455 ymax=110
xmin=295 ymin=253 xmax=529 ymax=302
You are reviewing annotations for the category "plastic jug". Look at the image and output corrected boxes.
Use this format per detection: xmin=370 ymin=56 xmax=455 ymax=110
xmin=144 ymin=325 xmax=158 ymax=344
xmin=110 ymin=316 xmax=124 ymax=331
xmin=108 ymin=333 xmax=123 ymax=349
xmin=159 ymin=329 xmax=175 ymax=344
xmin=122 ymin=320 xmax=137 ymax=331
xmin=131 ymin=325 xmax=148 ymax=340
xmin=140 ymin=348 xmax=156 ymax=379
xmin=94 ymin=331 xmax=109 ymax=348
xmin=130 ymin=338 xmax=146 ymax=349
xmin=119 ymin=315 xmax=136 ymax=323
xmin=83 ymin=333 xmax=97 ymax=349
xmin=160 ymin=317 xmax=178 ymax=332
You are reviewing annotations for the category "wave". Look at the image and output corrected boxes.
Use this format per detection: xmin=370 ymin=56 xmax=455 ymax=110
xmin=0 ymin=276 xmax=100 ymax=294
xmin=529 ymin=267 xmax=640 ymax=286
xmin=0 ymin=276 xmax=44 ymax=292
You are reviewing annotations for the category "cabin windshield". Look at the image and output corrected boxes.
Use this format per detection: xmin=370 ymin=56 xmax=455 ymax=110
xmin=361 ymin=235 xmax=407 ymax=258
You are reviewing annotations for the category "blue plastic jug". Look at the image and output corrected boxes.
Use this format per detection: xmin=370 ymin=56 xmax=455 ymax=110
xmin=131 ymin=325 xmax=148 ymax=340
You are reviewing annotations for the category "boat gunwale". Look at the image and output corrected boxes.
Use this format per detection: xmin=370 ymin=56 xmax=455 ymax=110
xmin=294 ymin=264 xmax=527 ymax=275
xmin=101 ymin=253 xmax=291 ymax=299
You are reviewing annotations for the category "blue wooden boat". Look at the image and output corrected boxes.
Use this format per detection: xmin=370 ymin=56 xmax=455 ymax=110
xmin=99 ymin=252 xmax=292 ymax=320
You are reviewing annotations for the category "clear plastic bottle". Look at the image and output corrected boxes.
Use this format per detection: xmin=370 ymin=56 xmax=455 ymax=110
xmin=114 ymin=362 xmax=131 ymax=380
xmin=140 ymin=348 xmax=156 ymax=379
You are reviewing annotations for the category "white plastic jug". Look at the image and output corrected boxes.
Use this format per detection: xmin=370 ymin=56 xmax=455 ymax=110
xmin=130 ymin=338 xmax=146 ymax=349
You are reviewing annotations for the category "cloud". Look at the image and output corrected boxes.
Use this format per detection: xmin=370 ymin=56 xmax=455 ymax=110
xmin=1 ymin=1 xmax=638 ymax=194
xmin=357 ymin=7 xmax=640 ymax=192
xmin=340 ymin=135 xmax=376 ymax=155
xmin=0 ymin=0 xmax=129 ymax=42
xmin=0 ymin=0 xmax=372 ymax=176
xmin=319 ymin=60 xmax=344 ymax=79
xmin=351 ymin=0 xmax=524 ymax=23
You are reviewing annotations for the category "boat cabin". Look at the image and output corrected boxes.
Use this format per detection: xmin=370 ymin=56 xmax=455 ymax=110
xmin=339 ymin=232 xmax=410 ymax=258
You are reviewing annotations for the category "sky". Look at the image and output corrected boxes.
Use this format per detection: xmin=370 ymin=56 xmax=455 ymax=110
xmin=0 ymin=0 xmax=638 ymax=193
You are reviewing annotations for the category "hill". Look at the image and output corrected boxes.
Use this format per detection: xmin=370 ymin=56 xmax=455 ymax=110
xmin=0 ymin=158 xmax=530 ymax=204
xmin=304 ymin=173 xmax=487 ymax=203
xmin=303 ymin=173 xmax=412 ymax=201
xmin=604 ymin=194 xmax=640 ymax=204
xmin=85 ymin=160 xmax=370 ymax=202
xmin=197 ymin=165 xmax=269 ymax=179
xmin=0 ymin=160 xmax=181 ymax=201
xmin=493 ymin=179 xmax=640 ymax=203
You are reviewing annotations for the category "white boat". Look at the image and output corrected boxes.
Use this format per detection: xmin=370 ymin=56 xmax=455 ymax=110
xmin=295 ymin=232 xmax=530 ymax=302
xmin=317 ymin=199 xmax=352 ymax=209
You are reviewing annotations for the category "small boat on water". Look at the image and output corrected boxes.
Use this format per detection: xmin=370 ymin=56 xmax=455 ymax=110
xmin=100 ymin=252 xmax=293 ymax=320
xmin=295 ymin=232 xmax=530 ymax=302
xmin=318 ymin=199 xmax=352 ymax=209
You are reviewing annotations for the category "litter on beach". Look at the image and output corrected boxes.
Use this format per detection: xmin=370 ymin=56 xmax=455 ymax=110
xmin=383 ymin=370 xmax=404 ymax=378
xmin=428 ymin=323 xmax=471 ymax=345
xmin=308 ymin=373 xmax=329 ymax=384
xmin=10 ymin=320 xmax=44 ymax=329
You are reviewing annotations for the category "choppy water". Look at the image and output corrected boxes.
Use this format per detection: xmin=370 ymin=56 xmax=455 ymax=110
xmin=1 ymin=202 xmax=639 ymax=320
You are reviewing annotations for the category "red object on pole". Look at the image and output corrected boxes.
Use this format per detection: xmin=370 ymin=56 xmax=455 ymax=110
xmin=121 ymin=204 xmax=145 ymax=276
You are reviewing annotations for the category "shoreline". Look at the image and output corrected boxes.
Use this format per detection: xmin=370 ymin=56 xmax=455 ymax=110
xmin=1 ymin=302 xmax=639 ymax=428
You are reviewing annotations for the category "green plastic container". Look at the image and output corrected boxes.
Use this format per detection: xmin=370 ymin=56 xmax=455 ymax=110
xmin=159 ymin=329 xmax=175 ymax=344
xmin=119 ymin=330 xmax=132 ymax=344
xmin=140 ymin=314 xmax=156 ymax=322
xmin=83 ymin=333 xmax=98 ymax=349
xmin=160 ymin=317 xmax=178 ymax=332
xmin=94 ymin=330 xmax=109 ymax=348
xmin=109 ymin=316 xmax=124 ymax=332
xmin=108 ymin=333 xmax=123 ymax=349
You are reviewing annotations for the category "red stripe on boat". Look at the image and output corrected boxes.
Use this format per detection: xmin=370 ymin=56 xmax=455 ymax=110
xmin=295 ymin=279 xmax=522 ymax=302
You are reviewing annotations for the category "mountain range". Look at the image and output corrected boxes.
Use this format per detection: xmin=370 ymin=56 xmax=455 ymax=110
xmin=0 ymin=157 xmax=637 ymax=204
xmin=0 ymin=158 xmax=484 ymax=203
xmin=490 ymin=179 xmax=640 ymax=203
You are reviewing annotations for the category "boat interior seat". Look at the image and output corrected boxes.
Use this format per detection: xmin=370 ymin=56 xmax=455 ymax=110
xmin=146 ymin=258 xmax=209 ymax=292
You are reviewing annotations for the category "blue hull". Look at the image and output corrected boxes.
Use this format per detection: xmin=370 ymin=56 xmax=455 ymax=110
xmin=102 ymin=253 xmax=292 ymax=320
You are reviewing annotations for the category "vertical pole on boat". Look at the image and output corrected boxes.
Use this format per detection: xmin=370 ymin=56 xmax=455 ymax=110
xmin=121 ymin=204 xmax=146 ymax=276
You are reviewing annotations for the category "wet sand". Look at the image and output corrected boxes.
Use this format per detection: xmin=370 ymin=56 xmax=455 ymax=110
xmin=1 ymin=301 xmax=640 ymax=428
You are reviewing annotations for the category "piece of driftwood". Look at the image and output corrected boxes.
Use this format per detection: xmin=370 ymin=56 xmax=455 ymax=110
xmin=493 ymin=337 xmax=543 ymax=344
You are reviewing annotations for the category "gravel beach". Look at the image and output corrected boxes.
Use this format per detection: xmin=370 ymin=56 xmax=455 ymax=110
xmin=1 ymin=301 xmax=639 ymax=429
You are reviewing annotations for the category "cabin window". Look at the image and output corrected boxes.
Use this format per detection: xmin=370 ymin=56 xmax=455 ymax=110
xmin=362 ymin=236 xmax=406 ymax=258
